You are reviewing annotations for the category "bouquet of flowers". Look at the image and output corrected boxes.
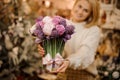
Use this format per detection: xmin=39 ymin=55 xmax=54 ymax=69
xmin=30 ymin=16 xmax=74 ymax=72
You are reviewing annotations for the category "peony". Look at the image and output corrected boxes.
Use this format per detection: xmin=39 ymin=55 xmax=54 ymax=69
xmin=52 ymin=16 xmax=61 ymax=25
xmin=63 ymin=34 xmax=71 ymax=42
xmin=59 ymin=18 xmax=67 ymax=27
xmin=33 ymin=29 xmax=44 ymax=39
xmin=36 ymin=21 xmax=44 ymax=28
xmin=55 ymin=25 xmax=65 ymax=35
xmin=51 ymin=28 xmax=59 ymax=37
xmin=43 ymin=22 xmax=55 ymax=36
xmin=43 ymin=16 xmax=52 ymax=23
xmin=65 ymin=25 xmax=75 ymax=34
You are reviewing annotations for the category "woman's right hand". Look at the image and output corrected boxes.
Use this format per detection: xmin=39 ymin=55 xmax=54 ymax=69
xmin=37 ymin=44 xmax=45 ymax=56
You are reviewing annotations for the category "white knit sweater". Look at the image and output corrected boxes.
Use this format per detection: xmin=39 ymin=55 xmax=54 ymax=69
xmin=63 ymin=20 xmax=101 ymax=76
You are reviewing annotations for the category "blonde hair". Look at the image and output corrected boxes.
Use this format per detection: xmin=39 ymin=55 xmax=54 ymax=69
xmin=73 ymin=0 xmax=100 ymax=28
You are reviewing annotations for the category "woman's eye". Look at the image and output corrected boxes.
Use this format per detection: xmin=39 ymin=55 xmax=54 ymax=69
xmin=84 ymin=9 xmax=88 ymax=13
xmin=78 ymin=5 xmax=82 ymax=8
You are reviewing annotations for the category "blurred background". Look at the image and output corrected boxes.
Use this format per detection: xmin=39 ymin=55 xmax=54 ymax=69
xmin=0 ymin=0 xmax=120 ymax=80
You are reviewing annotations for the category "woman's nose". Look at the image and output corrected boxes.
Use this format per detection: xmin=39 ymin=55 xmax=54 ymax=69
xmin=78 ymin=9 xmax=83 ymax=14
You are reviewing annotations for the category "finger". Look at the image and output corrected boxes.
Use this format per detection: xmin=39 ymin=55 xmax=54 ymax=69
xmin=57 ymin=64 xmax=66 ymax=72
xmin=37 ymin=44 xmax=41 ymax=47
xmin=38 ymin=48 xmax=44 ymax=53
xmin=37 ymin=44 xmax=43 ymax=49
xmin=57 ymin=60 xmax=70 ymax=72
xmin=58 ymin=65 xmax=68 ymax=73
xmin=37 ymin=44 xmax=45 ymax=55
xmin=58 ymin=68 xmax=66 ymax=73
xmin=38 ymin=50 xmax=45 ymax=55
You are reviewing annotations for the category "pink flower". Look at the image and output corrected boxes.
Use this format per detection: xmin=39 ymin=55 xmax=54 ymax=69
xmin=52 ymin=17 xmax=61 ymax=25
xmin=37 ymin=21 xmax=44 ymax=28
xmin=43 ymin=22 xmax=55 ymax=36
xmin=56 ymin=25 xmax=65 ymax=35
xmin=43 ymin=16 xmax=52 ymax=23
xmin=42 ymin=16 xmax=55 ymax=36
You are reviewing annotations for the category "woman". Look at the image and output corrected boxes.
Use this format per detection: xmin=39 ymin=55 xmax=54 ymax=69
xmin=38 ymin=0 xmax=101 ymax=80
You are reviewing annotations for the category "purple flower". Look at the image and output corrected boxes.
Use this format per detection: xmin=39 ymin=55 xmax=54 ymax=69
xmin=63 ymin=34 xmax=71 ymax=42
xmin=36 ymin=21 xmax=44 ymax=29
xmin=65 ymin=25 xmax=75 ymax=35
xmin=51 ymin=28 xmax=59 ymax=37
xmin=35 ymin=38 xmax=42 ymax=43
xmin=33 ymin=29 xmax=44 ymax=39
xmin=55 ymin=25 xmax=65 ymax=35
xmin=59 ymin=18 xmax=66 ymax=27
xmin=36 ymin=23 xmax=42 ymax=30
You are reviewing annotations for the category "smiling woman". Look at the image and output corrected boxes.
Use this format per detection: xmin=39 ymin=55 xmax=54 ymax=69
xmin=71 ymin=0 xmax=99 ymax=28
xmin=55 ymin=0 xmax=101 ymax=80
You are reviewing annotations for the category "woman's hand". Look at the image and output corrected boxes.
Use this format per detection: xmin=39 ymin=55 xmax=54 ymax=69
xmin=56 ymin=59 xmax=70 ymax=73
xmin=37 ymin=44 xmax=45 ymax=56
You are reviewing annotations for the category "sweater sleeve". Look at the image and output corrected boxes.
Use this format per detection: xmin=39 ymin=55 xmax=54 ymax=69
xmin=67 ymin=27 xmax=101 ymax=70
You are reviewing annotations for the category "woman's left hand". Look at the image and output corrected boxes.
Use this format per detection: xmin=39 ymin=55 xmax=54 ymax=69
xmin=56 ymin=59 xmax=70 ymax=73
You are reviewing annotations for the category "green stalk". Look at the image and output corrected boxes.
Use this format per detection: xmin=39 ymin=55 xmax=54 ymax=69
xmin=44 ymin=40 xmax=47 ymax=55
xmin=57 ymin=38 xmax=63 ymax=54
xmin=47 ymin=39 xmax=49 ymax=55
xmin=43 ymin=38 xmax=65 ymax=57
xmin=55 ymin=38 xmax=56 ymax=58
xmin=52 ymin=39 xmax=54 ymax=58
xmin=61 ymin=41 xmax=65 ymax=54
xmin=49 ymin=40 xmax=52 ymax=57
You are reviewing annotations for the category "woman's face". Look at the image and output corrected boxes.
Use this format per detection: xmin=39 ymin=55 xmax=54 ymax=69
xmin=71 ymin=0 xmax=92 ymax=22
